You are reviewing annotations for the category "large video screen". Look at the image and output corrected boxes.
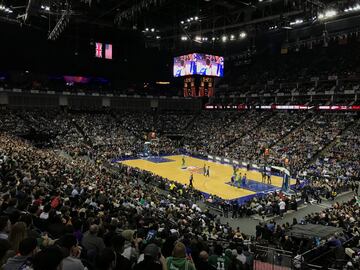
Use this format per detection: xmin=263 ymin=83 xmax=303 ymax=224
xmin=173 ymin=53 xmax=224 ymax=77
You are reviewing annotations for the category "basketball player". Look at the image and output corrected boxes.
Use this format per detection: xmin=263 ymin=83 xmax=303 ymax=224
xmin=181 ymin=156 xmax=186 ymax=168
xmin=261 ymin=171 xmax=266 ymax=183
xmin=189 ymin=173 xmax=194 ymax=188
xmin=242 ymin=173 xmax=247 ymax=187
xmin=267 ymin=173 xmax=272 ymax=185
xmin=231 ymin=174 xmax=236 ymax=185
xmin=203 ymin=163 xmax=207 ymax=176
xmin=205 ymin=166 xmax=210 ymax=177
xmin=236 ymin=173 xmax=242 ymax=188
xmin=232 ymin=164 xmax=237 ymax=175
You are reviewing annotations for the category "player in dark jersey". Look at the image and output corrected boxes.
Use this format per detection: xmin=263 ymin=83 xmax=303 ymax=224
xmin=181 ymin=156 xmax=186 ymax=168
xmin=206 ymin=166 xmax=210 ymax=177
xmin=189 ymin=173 xmax=194 ymax=188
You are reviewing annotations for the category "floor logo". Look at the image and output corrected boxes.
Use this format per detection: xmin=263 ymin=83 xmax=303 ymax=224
xmin=186 ymin=166 xmax=203 ymax=174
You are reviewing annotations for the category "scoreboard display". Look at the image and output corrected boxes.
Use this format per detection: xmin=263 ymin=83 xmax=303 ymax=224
xmin=173 ymin=53 xmax=224 ymax=77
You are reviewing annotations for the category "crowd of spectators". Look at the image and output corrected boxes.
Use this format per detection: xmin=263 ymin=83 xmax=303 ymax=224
xmin=0 ymin=107 xmax=359 ymax=270
xmin=308 ymin=119 xmax=360 ymax=182
xmin=0 ymin=133 xmax=257 ymax=270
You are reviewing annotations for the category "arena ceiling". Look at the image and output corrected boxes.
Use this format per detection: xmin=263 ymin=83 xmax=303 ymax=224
xmin=1 ymin=1 xmax=359 ymax=43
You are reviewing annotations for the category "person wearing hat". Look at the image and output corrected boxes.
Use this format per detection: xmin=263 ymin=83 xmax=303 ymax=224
xmin=121 ymin=230 xmax=140 ymax=264
xmin=133 ymin=243 xmax=166 ymax=270
xmin=166 ymin=242 xmax=196 ymax=270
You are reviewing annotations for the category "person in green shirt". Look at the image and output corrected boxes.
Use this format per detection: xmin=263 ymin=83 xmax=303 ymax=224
xmin=236 ymin=173 xmax=242 ymax=188
xmin=166 ymin=242 xmax=196 ymax=270
xmin=208 ymin=244 xmax=231 ymax=270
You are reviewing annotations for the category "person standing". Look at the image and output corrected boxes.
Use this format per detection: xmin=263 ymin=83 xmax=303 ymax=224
xmin=267 ymin=173 xmax=272 ymax=185
xmin=189 ymin=173 xmax=194 ymax=188
xmin=231 ymin=174 xmax=236 ymax=186
xmin=236 ymin=173 xmax=242 ymax=188
xmin=279 ymin=200 xmax=286 ymax=219
xmin=242 ymin=174 xmax=247 ymax=187
xmin=181 ymin=156 xmax=186 ymax=168
xmin=203 ymin=164 xmax=207 ymax=176
xmin=206 ymin=166 xmax=210 ymax=177
xmin=232 ymin=202 xmax=238 ymax=219
xmin=262 ymin=166 xmax=266 ymax=183
xmin=261 ymin=171 xmax=266 ymax=183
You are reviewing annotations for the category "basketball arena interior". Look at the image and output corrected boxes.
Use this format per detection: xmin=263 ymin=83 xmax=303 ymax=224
xmin=0 ymin=1 xmax=360 ymax=270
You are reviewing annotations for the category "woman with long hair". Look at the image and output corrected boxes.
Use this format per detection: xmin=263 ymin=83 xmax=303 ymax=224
xmin=8 ymin=222 xmax=28 ymax=253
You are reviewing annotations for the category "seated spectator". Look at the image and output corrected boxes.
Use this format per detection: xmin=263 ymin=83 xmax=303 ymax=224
xmin=32 ymin=246 xmax=64 ymax=270
xmin=133 ymin=243 xmax=166 ymax=270
xmin=121 ymin=229 xmax=139 ymax=263
xmin=4 ymin=199 xmax=20 ymax=224
xmin=0 ymin=216 xmax=11 ymax=240
xmin=166 ymin=242 xmax=196 ymax=270
xmin=110 ymin=235 xmax=131 ymax=270
xmin=95 ymin=247 xmax=116 ymax=270
xmin=81 ymin=224 xmax=105 ymax=259
xmin=0 ymin=239 xmax=11 ymax=266
xmin=8 ymin=222 xmax=27 ymax=256
xmin=58 ymin=234 xmax=85 ymax=270
xmin=208 ymin=244 xmax=231 ymax=270
xmin=3 ymin=237 xmax=37 ymax=270
xmin=197 ymin=250 xmax=216 ymax=270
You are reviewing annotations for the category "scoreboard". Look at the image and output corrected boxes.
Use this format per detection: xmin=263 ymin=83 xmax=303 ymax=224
xmin=183 ymin=76 xmax=214 ymax=97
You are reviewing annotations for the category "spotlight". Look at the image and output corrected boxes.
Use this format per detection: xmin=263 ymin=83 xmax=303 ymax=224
xmin=325 ymin=10 xmax=337 ymax=18
xmin=239 ymin=32 xmax=247 ymax=38
xmin=180 ymin=21 xmax=184 ymax=24
xmin=222 ymin=35 xmax=227 ymax=42
xmin=230 ymin=34 xmax=235 ymax=40
xmin=145 ymin=28 xmax=149 ymax=31
xmin=290 ymin=19 xmax=303 ymax=26
xmin=194 ymin=16 xmax=198 ymax=20
xmin=319 ymin=9 xmax=337 ymax=20
xmin=195 ymin=36 xmax=201 ymax=41
xmin=151 ymin=28 xmax=155 ymax=32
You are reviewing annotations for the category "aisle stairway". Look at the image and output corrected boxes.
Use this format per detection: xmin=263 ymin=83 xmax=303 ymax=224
xmin=307 ymin=115 xmax=360 ymax=165
xmin=71 ymin=117 xmax=93 ymax=146
xmin=225 ymin=111 xmax=276 ymax=149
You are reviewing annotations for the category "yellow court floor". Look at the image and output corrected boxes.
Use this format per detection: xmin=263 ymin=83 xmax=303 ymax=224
xmin=120 ymin=155 xmax=296 ymax=200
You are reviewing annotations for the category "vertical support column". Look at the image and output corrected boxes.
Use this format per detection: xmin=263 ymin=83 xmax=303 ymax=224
xmin=0 ymin=93 xmax=8 ymax=105
xmin=59 ymin=96 xmax=68 ymax=106
xmin=102 ymin=97 xmax=110 ymax=107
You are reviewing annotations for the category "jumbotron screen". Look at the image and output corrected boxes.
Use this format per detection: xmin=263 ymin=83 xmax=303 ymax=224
xmin=173 ymin=53 xmax=224 ymax=77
